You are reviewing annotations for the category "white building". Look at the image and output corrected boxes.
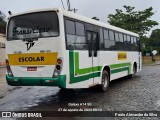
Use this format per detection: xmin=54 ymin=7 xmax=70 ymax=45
xmin=0 ymin=33 xmax=6 ymax=66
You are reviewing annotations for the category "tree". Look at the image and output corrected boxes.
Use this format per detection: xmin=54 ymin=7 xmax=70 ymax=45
xmin=108 ymin=5 xmax=158 ymax=36
xmin=140 ymin=29 xmax=160 ymax=55
xmin=149 ymin=29 xmax=160 ymax=52
xmin=0 ymin=11 xmax=6 ymax=34
xmin=141 ymin=36 xmax=151 ymax=55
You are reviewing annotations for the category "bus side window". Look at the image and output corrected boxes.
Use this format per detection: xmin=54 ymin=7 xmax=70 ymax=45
xmin=133 ymin=37 xmax=138 ymax=51
xmin=107 ymin=30 xmax=115 ymax=50
xmin=104 ymin=29 xmax=115 ymax=50
xmin=92 ymin=32 xmax=98 ymax=51
xmin=75 ymin=22 xmax=87 ymax=50
xmin=115 ymin=32 xmax=119 ymax=42
xmin=65 ymin=19 xmax=87 ymax=50
xmin=131 ymin=36 xmax=138 ymax=51
xmin=125 ymin=35 xmax=131 ymax=51
xmin=115 ymin=32 xmax=122 ymax=51
xmin=124 ymin=34 xmax=127 ymax=42
xmin=131 ymin=36 xmax=134 ymax=51
xmin=109 ymin=30 xmax=115 ymax=41
xmin=66 ymin=20 xmax=75 ymax=34
xmin=75 ymin=22 xmax=85 ymax=36
xmin=115 ymin=32 xmax=118 ymax=50
xmin=87 ymin=32 xmax=92 ymax=47
xmin=118 ymin=33 xmax=124 ymax=51
xmin=65 ymin=20 xmax=76 ymax=50
xmin=99 ymin=28 xmax=104 ymax=50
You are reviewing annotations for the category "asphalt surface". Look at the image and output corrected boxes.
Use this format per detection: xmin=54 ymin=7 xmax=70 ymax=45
xmin=0 ymin=65 xmax=160 ymax=120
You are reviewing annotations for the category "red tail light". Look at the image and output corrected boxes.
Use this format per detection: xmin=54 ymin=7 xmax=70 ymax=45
xmin=6 ymin=59 xmax=13 ymax=76
xmin=57 ymin=59 xmax=62 ymax=64
xmin=6 ymin=59 xmax=9 ymax=65
xmin=53 ymin=58 xmax=63 ymax=77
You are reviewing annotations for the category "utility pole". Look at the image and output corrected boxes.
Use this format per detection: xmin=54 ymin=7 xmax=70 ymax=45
xmin=73 ymin=8 xmax=78 ymax=13
xmin=67 ymin=0 xmax=71 ymax=11
xmin=67 ymin=0 xmax=78 ymax=13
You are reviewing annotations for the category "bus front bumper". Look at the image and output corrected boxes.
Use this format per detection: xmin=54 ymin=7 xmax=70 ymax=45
xmin=6 ymin=75 xmax=66 ymax=88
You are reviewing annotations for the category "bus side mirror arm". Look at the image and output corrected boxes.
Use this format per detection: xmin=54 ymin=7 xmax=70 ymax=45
xmin=94 ymin=43 xmax=98 ymax=57
xmin=89 ymin=48 xmax=92 ymax=57
xmin=88 ymin=44 xmax=92 ymax=57
xmin=94 ymin=50 xmax=97 ymax=57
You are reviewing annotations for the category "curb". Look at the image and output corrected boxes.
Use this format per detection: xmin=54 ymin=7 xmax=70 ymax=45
xmin=143 ymin=64 xmax=160 ymax=67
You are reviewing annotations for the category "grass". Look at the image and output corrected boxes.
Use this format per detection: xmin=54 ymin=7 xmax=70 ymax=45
xmin=142 ymin=61 xmax=155 ymax=65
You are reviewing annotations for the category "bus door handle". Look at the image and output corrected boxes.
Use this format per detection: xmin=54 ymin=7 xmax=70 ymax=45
xmin=93 ymin=44 xmax=98 ymax=57
xmin=94 ymin=50 xmax=97 ymax=57
xmin=89 ymin=50 xmax=92 ymax=57
xmin=88 ymin=43 xmax=92 ymax=57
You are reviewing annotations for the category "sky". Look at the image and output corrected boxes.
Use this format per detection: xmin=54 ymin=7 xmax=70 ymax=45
xmin=0 ymin=0 xmax=159 ymax=35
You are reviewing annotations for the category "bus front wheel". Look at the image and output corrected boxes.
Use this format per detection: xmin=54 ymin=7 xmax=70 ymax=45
xmin=100 ymin=70 xmax=110 ymax=92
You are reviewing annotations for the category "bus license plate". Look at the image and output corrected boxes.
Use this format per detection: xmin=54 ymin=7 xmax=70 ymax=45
xmin=27 ymin=67 xmax=37 ymax=71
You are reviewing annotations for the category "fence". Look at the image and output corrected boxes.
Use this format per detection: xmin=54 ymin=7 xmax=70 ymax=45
xmin=142 ymin=55 xmax=160 ymax=64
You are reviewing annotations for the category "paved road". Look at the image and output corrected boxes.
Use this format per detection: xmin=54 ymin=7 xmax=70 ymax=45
xmin=0 ymin=67 xmax=20 ymax=99
xmin=0 ymin=66 xmax=160 ymax=120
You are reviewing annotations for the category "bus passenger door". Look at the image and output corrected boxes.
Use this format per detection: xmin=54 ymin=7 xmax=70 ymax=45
xmin=87 ymin=31 xmax=99 ymax=84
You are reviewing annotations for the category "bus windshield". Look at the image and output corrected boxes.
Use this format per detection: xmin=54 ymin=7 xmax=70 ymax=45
xmin=7 ymin=11 xmax=59 ymax=41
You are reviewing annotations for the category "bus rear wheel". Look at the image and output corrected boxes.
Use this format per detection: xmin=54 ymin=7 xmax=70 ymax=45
xmin=132 ymin=65 xmax=136 ymax=77
xmin=129 ymin=64 xmax=136 ymax=78
xmin=100 ymin=70 xmax=110 ymax=92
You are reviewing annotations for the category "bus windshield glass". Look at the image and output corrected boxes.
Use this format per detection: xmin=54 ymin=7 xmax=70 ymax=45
xmin=7 ymin=11 xmax=59 ymax=40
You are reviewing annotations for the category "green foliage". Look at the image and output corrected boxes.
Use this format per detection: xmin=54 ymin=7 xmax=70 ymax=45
xmin=141 ymin=29 xmax=160 ymax=55
xmin=150 ymin=29 xmax=160 ymax=41
xmin=149 ymin=29 xmax=160 ymax=51
xmin=140 ymin=36 xmax=151 ymax=55
xmin=0 ymin=11 xmax=6 ymax=34
xmin=108 ymin=5 xmax=158 ymax=36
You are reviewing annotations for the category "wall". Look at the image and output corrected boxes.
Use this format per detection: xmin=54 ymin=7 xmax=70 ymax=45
xmin=0 ymin=33 xmax=6 ymax=66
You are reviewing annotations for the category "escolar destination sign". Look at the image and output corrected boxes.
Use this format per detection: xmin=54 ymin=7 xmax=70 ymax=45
xmin=8 ymin=52 xmax=58 ymax=65
xmin=118 ymin=52 xmax=127 ymax=60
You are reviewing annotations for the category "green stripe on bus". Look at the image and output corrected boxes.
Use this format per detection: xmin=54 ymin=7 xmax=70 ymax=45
xmin=75 ymin=52 xmax=102 ymax=75
xmin=111 ymin=67 xmax=130 ymax=74
xmin=110 ymin=62 xmax=131 ymax=69
xmin=109 ymin=62 xmax=131 ymax=74
xmin=69 ymin=50 xmax=131 ymax=84
xmin=69 ymin=50 xmax=101 ymax=84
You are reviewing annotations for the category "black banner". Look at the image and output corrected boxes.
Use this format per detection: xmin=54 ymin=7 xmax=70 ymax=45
xmin=0 ymin=111 xmax=160 ymax=118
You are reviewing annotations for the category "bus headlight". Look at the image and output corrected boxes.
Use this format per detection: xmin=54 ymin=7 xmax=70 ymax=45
xmin=53 ymin=58 xmax=63 ymax=77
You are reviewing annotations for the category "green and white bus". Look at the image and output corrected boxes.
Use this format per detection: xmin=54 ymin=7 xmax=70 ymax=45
xmin=6 ymin=8 xmax=141 ymax=91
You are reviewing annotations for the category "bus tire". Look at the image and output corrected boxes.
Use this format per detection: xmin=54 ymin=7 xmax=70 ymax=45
xmin=129 ymin=64 xmax=136 ymax=78
xmin=132 ymin=64 xmax=136 ymax=77
xmin=59 ymin=86 xmax=65 ymax=89
xmin=100 ymin=70 xmax=110 ymax=92
xmin=59 ymin=87 xmax=73 ymax=91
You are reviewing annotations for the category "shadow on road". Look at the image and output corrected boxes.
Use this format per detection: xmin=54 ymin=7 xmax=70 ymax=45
xmin=20 ymin=75 xmax=140 ymax=111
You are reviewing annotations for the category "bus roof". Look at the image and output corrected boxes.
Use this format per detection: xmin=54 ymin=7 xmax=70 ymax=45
xmin=8 ymin=8 xmax=139 ymax=37
xmin=62 ymin=10 xmax=139 ymax=37
xmin=8 ymin=8 xmax=59 ymax=18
